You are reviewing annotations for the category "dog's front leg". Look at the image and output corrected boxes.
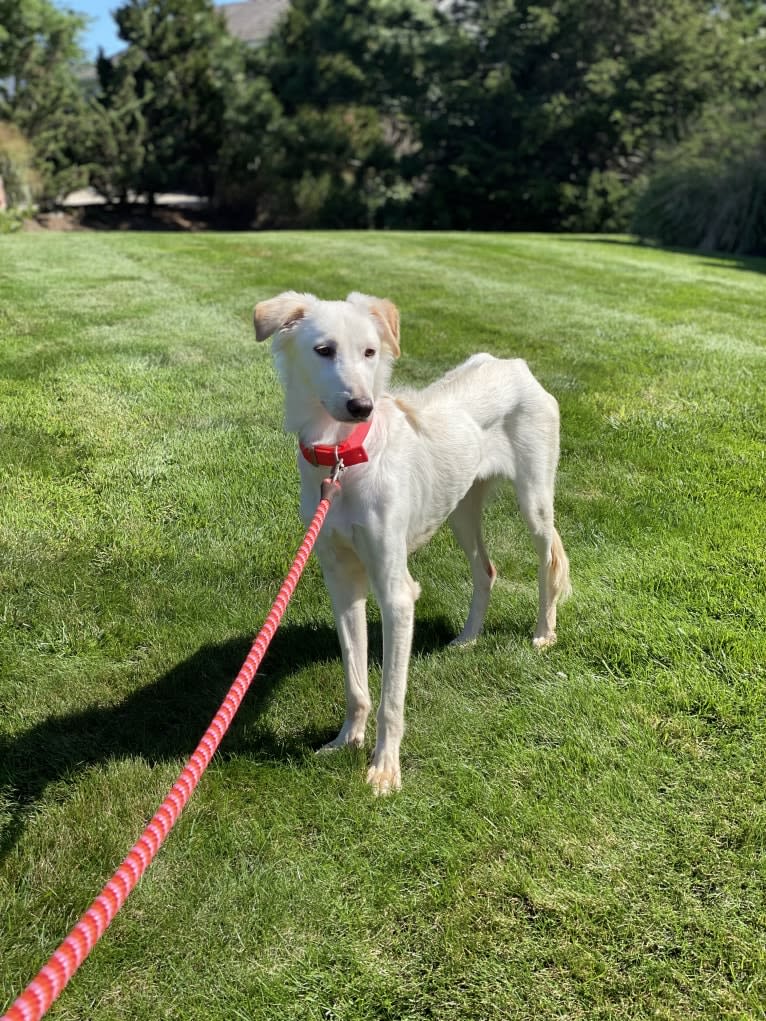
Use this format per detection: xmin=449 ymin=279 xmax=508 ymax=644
xmin=318 ymin=547 xmax=371 ymax=751
xmin=367 ymin=559 xmax=420 ymax=796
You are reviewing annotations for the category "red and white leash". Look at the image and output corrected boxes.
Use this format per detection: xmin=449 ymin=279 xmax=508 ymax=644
xmin=2 ymin=470 xmax=344 ymax=1021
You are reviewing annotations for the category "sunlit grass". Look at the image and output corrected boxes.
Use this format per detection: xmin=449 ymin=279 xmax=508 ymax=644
xmin=1 ymin=232 xmax=765 ymax=1019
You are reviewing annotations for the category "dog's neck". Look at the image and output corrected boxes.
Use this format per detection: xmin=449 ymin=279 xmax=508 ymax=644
xmin=299 ymin=419 xmax=372 ymax=468
xmin=289 ymin=401 xmax=368 ymax=448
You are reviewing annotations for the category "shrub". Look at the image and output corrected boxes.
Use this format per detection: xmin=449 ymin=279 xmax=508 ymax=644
xmin=0 ymin=208 xmax=28 ymax=232
xmin=0 ymin=122 xmax=41 ymax=209
xmin=562 ymin=169 xmax=644 ymax=233
xmin=632 ymin=103 xmax=766 ymax=256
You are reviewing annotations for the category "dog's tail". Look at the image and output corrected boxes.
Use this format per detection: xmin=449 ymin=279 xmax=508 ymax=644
xmin=550 ymin=528 xmax=572 ymax=603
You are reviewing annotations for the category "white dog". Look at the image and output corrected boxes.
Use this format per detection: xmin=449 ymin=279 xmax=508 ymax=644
xmin=254 ymin=291 xmax=570 ymax=794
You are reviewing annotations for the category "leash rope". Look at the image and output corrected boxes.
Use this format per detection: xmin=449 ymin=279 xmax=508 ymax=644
xmin=2 ymin=475 xmax=343 ymax=1021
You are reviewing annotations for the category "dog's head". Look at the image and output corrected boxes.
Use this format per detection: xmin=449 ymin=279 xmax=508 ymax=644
xmin=254 ymin=291 xmax=400 ymax=432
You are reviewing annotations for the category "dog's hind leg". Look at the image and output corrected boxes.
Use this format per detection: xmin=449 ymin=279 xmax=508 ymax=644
xmin=448 ymin=478 xmax=497 ymax=645
xmin=504 ymin=388 xmax=571 ymax=647
xmin=513 ymin=473 xmax=571 ymax=649
xmin=318 ymin=548 xmax=372 ymax=751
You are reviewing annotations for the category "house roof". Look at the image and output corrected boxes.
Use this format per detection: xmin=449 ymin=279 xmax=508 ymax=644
xmin=218 ymin=0 xmax=291 ymax=45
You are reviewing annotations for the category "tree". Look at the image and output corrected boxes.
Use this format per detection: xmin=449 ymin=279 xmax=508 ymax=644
xmin=0 ymin=0 xmax=91 ymax=203
xmin=632 ymin=4 xmax=766 ymax=254
xmin=97 ymin=0 xmax=244 ymax=202
xmin=257 ymin=0 xmax=441 ymax=226
xmin=408 ymin=0 xmax=732 ymax=230
xmin=254 ymin=0 xmax=740 ymax=230
xmin=88 ymin=49 xmax=148 ymax=204
xmin=209 ymin=62 xmax=283 ymax=219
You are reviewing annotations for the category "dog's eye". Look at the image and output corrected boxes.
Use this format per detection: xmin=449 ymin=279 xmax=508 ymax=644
xmin=314 ymin=345 xmax=335 ymax=359
xmin=364 ymin=348 xmax=377 ymax=359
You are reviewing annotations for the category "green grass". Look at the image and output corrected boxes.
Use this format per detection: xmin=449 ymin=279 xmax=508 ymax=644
xmin=1 ymin=232 xmax=765 ymax=1020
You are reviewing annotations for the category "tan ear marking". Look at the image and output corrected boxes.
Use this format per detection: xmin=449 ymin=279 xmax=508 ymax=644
xmin=347 ymin=292 xmax=401 ymax=358
xmin=370 ymin=302 xmax=401 ymax=359
xmin=372 ymin=298 xmax=400 ymax=358
xmin=253 ymin=292 xmax=309 ymax=342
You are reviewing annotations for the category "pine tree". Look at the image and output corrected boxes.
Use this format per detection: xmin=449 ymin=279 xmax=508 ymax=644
xmin=89 ymin=48 xmax=148 ymax=204
xmin=258 ymin=0 xmax=440 ymax=226
xmin=99 ymin=0 xmax=239 ymax=202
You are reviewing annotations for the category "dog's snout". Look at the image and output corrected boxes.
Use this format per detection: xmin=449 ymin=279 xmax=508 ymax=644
xmin=346 ymin=397 xmax=374 ymax=420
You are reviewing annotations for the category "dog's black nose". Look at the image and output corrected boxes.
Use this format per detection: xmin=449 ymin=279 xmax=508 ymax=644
xmin=346 ymin=397 xmax=373 ymax=420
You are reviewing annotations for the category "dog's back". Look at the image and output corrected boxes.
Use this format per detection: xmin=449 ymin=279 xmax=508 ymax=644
xmin=401 ymin=354 xmax=560 ymax=485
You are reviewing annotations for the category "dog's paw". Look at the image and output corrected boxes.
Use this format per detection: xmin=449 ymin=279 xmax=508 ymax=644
xmin=533 ymin=632 xmax=557 ymax=650
xmin=366 ymin=762 xmax=401 ymax=796
xmin=366 ymin=745 xmax=401 ymax=795
xmin=449 ymin=631 xmax=479 ymax=648
xmin=317 ymin=733 xmax=365 ymax=755
xmin=316 ymin=720 xmax=366 ymax=754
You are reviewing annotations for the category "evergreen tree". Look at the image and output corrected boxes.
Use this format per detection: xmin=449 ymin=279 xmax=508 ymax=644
xmin=258 ymin=0 xmax=440 ymax=226
xmin=99 ymin=0 xmax=241 ymax=201
xmin=88 ymin=48 xmax=148 ymax=204
xmin=410 ymin=0 xmax=732 ymax=230
xmin=210 ymin=60 xmax=283 ymax=219
xmin=0 ymin=0 xmax=91 ymax=202
xmin=257 ymin=0 xmax=738 ymax=229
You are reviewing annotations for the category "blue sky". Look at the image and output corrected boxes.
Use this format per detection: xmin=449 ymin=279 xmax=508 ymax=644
xmin=53 ymin=0 xmax=229 ymax=60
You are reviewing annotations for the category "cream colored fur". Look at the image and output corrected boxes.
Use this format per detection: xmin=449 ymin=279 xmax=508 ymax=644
xmin=254 ymin=291 xmax=571 ymax=795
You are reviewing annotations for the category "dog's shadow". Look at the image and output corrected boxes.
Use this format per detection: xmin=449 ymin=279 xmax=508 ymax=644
xmin=0 ymin=617 xmax=454 ymax=860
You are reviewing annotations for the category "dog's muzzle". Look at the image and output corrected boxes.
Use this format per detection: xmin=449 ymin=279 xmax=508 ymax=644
xmin=346 ymin=397 xmax=373 ymax=420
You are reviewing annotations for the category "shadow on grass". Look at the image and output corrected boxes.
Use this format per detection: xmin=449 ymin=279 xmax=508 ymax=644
xmin=0 ymin=616 xmax=454 ymax=860
xmin=557 ymin=235 xmax=766 ymax=274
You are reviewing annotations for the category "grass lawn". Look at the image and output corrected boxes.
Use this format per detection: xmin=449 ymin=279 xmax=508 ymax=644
xmin=1 ymin=231 xmax=765 ymax=1020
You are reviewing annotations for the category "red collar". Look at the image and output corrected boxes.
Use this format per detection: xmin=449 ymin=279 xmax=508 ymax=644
xmin=300 ymin=420 xmax=372 ymax=468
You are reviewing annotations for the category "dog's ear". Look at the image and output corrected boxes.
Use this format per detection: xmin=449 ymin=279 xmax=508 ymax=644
xmin=254 ymin=292 xmax=311 ymax=342
xmin=346 ymin=292 xmax=401 ymax=358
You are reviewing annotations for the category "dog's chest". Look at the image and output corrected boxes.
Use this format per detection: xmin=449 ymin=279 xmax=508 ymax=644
xmin=300 ymin=456 xmax=474 ymax=561
xmin=297 ymin=400 xmax=484 ymax=555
